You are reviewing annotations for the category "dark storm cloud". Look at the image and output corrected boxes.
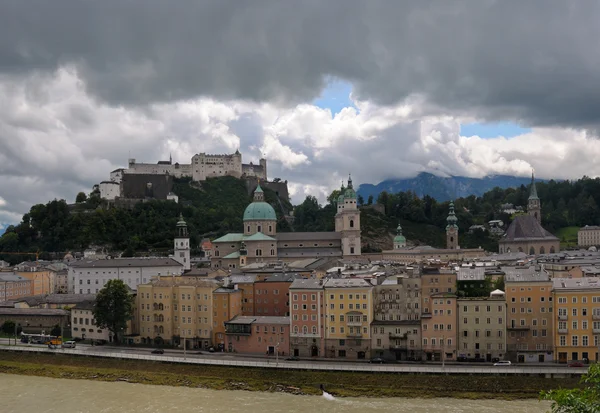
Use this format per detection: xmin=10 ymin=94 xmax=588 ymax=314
xmin=2 ymin=1 xmax=600 ymax=127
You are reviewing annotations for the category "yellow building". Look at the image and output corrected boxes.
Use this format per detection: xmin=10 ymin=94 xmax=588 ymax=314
xmin=15 ymin=269 xmax=55 ymax=295
xmin=212 ymin=287 xmax=242 ymax=351
xmin=137 ymin=276 xmax=219 ymax=349
xmin=323 ymin=278 xmax=373 ymax=359
xmin=552 ymin=277 xmax=600 ymax=363
xmin=505 ymin=270 xmax=554 ymax=363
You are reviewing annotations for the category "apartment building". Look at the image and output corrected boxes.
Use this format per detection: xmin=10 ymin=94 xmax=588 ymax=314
xmin=14 ymin=268 xmax=55 ymax=295
xmin=225 ymin=315 xmax=290 ymax=356
xmin=137 ymin=276 xmax=218 ymax=349
xmin=228 ymin=275 xmax=256 ymax=316
xmin=457 ymin=293 xmax=507 ymax=362
xmin=371 ymin=275 xmax=421 ymax=361
xmin=0 ymin=273 xmax=33 ymax=302
xmin=505 ymin=268 xmax=554 ymax=363
xmin=323 ymin=278 xmax=374 ymax=359
xmin=421 ymin=292 xmax=458 ymax=361
xmin=212 ymin=287 xmax=242 ymax=351
xmin=421 ymin=267 xmax=456 ymax=315
xmin=289 ymin=278 xmax=325 ymax=357
xmin=253 ymin=273 xmax=299 ymax=316
xmin=578 ymin=225 xmax=600 ymax=247
xmin=553 ymin=277 xmax=600 ymax=363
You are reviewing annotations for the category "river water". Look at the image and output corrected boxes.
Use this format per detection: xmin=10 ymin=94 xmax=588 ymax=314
xmin=1 ymin=373 xmax=550 ymax=413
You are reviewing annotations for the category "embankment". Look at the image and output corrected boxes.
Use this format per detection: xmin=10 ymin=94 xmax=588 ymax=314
xmin=0 ymin=350 xmax=581 ymax=399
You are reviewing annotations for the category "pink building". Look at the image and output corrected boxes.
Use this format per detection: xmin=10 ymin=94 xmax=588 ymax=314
xmin=252 ymin=274 xmax=299 ymax=316
xmin=225 ymin=316 xmax=290 ymax=356
xmin=289 ymin=278 xmax=324 ymax=357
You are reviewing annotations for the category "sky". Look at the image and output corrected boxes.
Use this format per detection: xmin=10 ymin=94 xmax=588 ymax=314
xmin=2 ymin=1 xmax=600 ymax=231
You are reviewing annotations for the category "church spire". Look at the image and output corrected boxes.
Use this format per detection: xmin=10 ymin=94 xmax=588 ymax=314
xmin=347 ymin=174 xmax=353 ymax=189
xmin=529 ymin=170 xmax=539 ymax=200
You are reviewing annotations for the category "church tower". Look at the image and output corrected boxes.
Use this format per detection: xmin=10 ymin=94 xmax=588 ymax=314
xmin=335 ymin=175 xmax=361 ymax=256
xmin=446 ymin=201 xmax=459 ymax=250
xmin=174 ymin=213 xmax=190 ymax=271
xmin=528 ymin=171 xmax=541 ymax=225
xmin=393 ymin=223 xmax=407 ymax=249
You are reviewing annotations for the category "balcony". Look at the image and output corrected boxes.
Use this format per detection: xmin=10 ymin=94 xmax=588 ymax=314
xmin=593 ymin=314 xmax=600 ymax=320
xmin=593 ymin=327 xmax=600 ymax=334
xmin=346 ymin=332 xmax=363 ymax=338
xmin=558 ymin=315 xmax=568 ymax=321
xmin=389 ymin=332 xmax=409 ymax=339
xmin=558 ymin=328 xmax=568 ymax=334
xmin=507 ymin=325 xmax=530 ymax=330
xmin=346 ymin=321 xmax=363 ymax=327
xmin=421 ymin=312 xmax=432 ymax=318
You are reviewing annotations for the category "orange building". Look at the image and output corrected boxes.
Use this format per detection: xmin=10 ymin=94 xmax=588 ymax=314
xmin=505 ymin=269 xmax=554 ymax=363
xmin=253 ymin=273 xmax=298 ymax=316
xmin=0 ymin=273 xmax=33 ymax=302
xmin=421 ymin=267 xmax=456 ymax=315
xmin=225 ymin=316 xmax=290 ymax=356
xmin=228 ymin=275 xmax=257 ymax=316
xmin=15 ymin=269 xmax=55 ymax=295
xmin=289 ymin=278 xmax=325 ymax=357
xmin=212 ymin=287 xmax=242 ymax=351
xmin=421 ymin=292 xmax=457 ymax=361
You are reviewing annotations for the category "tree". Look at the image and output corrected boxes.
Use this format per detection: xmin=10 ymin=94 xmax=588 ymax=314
xmin=541 ymin=363 xmax=600 ymax=412
xmin=1 ymin=320 xmax=15 ymax=335
xmin=357 ymin=195 xmax=364 ymax=206
xmin=92 ymin=279 xmax=134 ymax=345
xmin=76 ymin=192 xmax=87 ymax=203
xmin=367 ymin=195 xmax=373 ymax=205
xmin=50 ymin=324 xmax=61 ymax=337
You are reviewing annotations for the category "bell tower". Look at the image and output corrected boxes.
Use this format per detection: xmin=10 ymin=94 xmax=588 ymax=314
xmin=174 ymin=213 xmax=190 ymax=271
xmin=528 ymin=171 xmax=541 ymax=225
xmin=335 ymin=174 xmax=361 ymax=256
xmin=446 ymin=201 xmax=459 ymax=250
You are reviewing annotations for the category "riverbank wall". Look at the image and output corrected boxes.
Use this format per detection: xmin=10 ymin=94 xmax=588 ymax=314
xmin=0 ymin=348 xmax=583 ymax=400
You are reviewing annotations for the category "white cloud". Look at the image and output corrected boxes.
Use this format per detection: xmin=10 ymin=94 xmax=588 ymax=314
xmin=2 ymin=68 xmax=600 ymax=229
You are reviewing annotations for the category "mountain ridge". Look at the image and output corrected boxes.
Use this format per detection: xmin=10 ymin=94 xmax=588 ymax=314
xmin=357 ymin=172 xmax=549 ymax=202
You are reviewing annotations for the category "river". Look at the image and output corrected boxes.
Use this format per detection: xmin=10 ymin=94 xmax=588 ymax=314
xmin=1 ymin=373 xmax=550 ymax=413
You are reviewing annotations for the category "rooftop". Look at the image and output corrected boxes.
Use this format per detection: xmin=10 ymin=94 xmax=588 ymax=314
xmin=0 ymin=308 xmax=70 ymax=316
xmin=552 ymin=277 xmax=600 ymax=290
xmin=503 ymin=266 xmax=550 ymax=282
xmin=226 ymin=315 xmax=290 ymax=325
xmin=260 ymin=273 xmax=303 ymax=283
xmin=69 ymin=258 xmax=183 ymax=269
xmin=275 ymin=232 xmax=341 ymax=241
xmin=500 ymin=215 xmax=559 ymax=242
xmin=289 ymin=278 xmax=324 ymax=290
xmin=323 ymin=278 xmax=373 ymax=289
xmin=12 ymin=294 xmax=96 ymax=307
xmin=0 ymin=273 xmax=30 ymax=282
xmin=143 ymin=277 xmax=220 ymax=288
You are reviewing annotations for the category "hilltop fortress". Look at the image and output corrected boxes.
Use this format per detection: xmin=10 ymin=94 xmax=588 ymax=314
xmin=96 ymin=150 xmax=278 ymax=203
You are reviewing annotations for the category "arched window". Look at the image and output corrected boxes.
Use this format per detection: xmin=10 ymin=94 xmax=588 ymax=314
xmin=550 ymin=246 xmax=556 ymax=253
xmin=529 ymin=247 xmax=535 ymax=255
xmin=450 ymin=236 xmax=454 ymax=242
xmin=540 ymin=246 xmax=545 ymax=254
xmin=303 ymin=326 xmax=308 ymax=334
xmin=159 ymin=303 xmax=164 ymax=310
xmin=159 ymin=326 xmax=164 ymax=334
xmin=350 ymin=219 xmax=354 ymax=228
xmin=247 ymin=225 xmax=250 ymax=233
xmin=312 ymin=326 xmax=317 ymax=334
xmin=294 ymin=325 xmax=299 ymax=333
xmin=268 ymin=225 xmax=272 ymax=233
xmin=270 ymin=249 xmax=275 ymax=256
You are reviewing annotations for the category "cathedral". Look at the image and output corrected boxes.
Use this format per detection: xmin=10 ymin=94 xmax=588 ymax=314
xmin=498 ymin=173 xmax=559 ymax=255
xmin=210 ymin=177 xmax=362 ymax=269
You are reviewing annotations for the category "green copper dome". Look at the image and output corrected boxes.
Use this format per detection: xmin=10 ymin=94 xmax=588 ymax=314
xmin=446 ymin=201 xmax=458 ymax=229
xmin=243 ymin=201 xmax=276 ymax=221
xmin=394 ymin=224 xmax=406 ymax=243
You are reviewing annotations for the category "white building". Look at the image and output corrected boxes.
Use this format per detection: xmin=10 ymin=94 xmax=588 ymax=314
xmin=68 ymin=258 xmax=184 ymax=294
xmin=173 ymin=215 xmax=191 ymax=271
xmin=99 ymin=181 xmax=120 ymax=200
xmin=578 ymin=226 xmax=600 ymax=247
xmin=71 ymin=301 xmax=112 ymax=342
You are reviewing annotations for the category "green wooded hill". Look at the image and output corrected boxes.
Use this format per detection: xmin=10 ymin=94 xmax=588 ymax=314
xmin=1 ymin=175 xmax=599 ymax=263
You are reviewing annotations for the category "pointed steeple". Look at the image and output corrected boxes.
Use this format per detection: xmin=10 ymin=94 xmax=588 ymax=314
xmin=347 ymin=174 xmax=353 ymax=189
xmin=446 ymin=201 xmax=458 ymax=229
xmin=528 ymin=170 xmax=539 ymax=200
xmin=253 ymin=183 xmax=264 ymax=201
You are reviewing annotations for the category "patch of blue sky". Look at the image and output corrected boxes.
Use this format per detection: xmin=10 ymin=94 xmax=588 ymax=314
xmin=312 ymin=79 xmax=355 ymax=115
xmin=461 ymin=122 xmax=532 ymax=138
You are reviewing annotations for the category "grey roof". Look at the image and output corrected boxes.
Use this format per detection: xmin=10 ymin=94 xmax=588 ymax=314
xmin=226 ymin=315 xmax=290 ymax=325
xmin=0 ymin=308 xmax=70 ymax=316
xmin=289 ymin=278 xmax=324 ymax=290
xmin=72 ymin=300 xmax=95 ymax=311
xmin=500 ymin=215 xmax=559 ymax=242
xmin=457 ymin=267 xmax=487 ymax=281
xmin=580 ymin=266 xmax=600 ymax=276
xmin=146 ymin=277 xmax=219 ymax=288
xmin=323 ymin=278 xmax=373 ymax=288
xmin=228 ymin=274 xmax=257 ymax=284
xmin=261 ymin=273 xmax=303 ymax=283
xmin=580 ymin=226 xmax=600 ymax=231
xmin=14 ymin=294 xmax=97 ymax=307
xmin=552 ymin=277 xmax=600 ymax=290
xmin=69 ymin=258 xmax=182 ymax=268
xmin=503 ymin=266 xmax=550 ymax=282
xmin=276 ymin=232 xmax=341 ymax=242
xmin=277 ymin=248 xmax=343 ymax=258
xmin=0 ymin=273 xmax=31 ymax=282
xmin=213 ymin=287 xmax=240 ymax=294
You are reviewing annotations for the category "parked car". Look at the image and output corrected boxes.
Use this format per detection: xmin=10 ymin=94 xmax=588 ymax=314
xmin=151 ymin=349 xmax=164 ymax=354
xmin=493 ymin=360 xmax=512 ymax=366
xmin=369 ymin=357 xmax=385 ymax=364
xmin=568 ymin=361 xmax=584 ymax=367
xmin=208 ymin=347 xmax=215 ymax=353
xmin=61 ymin=341 xmax=76 ymax=349
xmin=285 ymin=356 xmax=299 ymax=361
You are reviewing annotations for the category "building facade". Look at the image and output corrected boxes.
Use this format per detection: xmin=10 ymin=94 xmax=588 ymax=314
xmin=505 ymin=270 xmax=554 ymax=363
xmin=578 ymin=226 xmax=600 ymax=248
xmin=252 ymin=273 xmax=298 ymax=316
xmin=421 ymin=292 xmax=458 ymax=361
xmin=137 ymin=276 xmax=218 ymax=348
xmin=552 ymin=277 xmax=600 ymax=363
xmin=225 ymin=316 xmax=289 ymax=356
xmin=0 ymin=273 xmax=33 ymax=302
xmin=15 ymin=269 xmax=55 ymax=296
xmin=323 ymin=278 xmax=374 ymax=359
xmin=68 ymin=258 xmax=184 ymax=294
xmin=289 ymin=278 xmax=325 ymax=357
xmin=212 ymin=287 xmax=243 ymax=351
xmin=457 ymin=296 xmax=507 ymax=362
